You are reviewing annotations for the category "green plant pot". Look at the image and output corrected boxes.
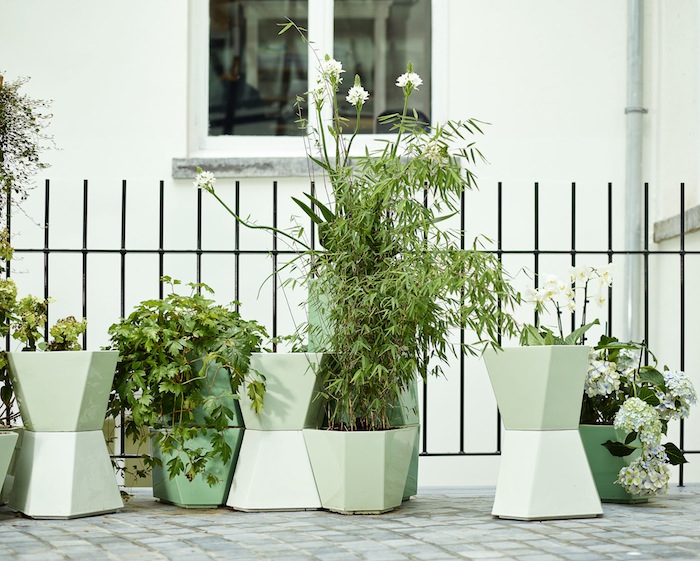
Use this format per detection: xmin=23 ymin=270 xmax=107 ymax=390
xmin=0 ymin=430 xmax=19 ymax=505
xmin=7 ymin=351 xmax=118 ymax=431
xmin=303 ymin=426 xmax=418 ymax=514
xmin=388 ymin=380 xmax=420 ymax=500
xmin=579 ymin=424 xmax=649 ymax=504
xmin=238 ymin=353 xmax=325 ymax=430
xmin=190 ymin=358 xmax=244 ymax=427
xmin=484 ymin=346 xmax=590 ymax=430
xmin=150 ymin=427 xmax=244 ymax=508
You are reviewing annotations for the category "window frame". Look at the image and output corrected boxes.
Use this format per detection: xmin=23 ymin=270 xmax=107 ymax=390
xmin=185 ymin=0 xmax=448 ymax=165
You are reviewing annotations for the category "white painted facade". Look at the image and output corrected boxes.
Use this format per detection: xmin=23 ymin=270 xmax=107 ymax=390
xmin=1 ymin=0 xmax=699 ymax=486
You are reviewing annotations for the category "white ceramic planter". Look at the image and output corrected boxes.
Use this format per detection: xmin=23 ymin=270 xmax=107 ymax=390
xmin=9 ymin=430 xmax=123 ymax=519
xmin=303 ymin=426 xmax=418 ymax=514
xmin=484 ymin=346 xmax=602 ymax=520
xmin=227 ymin=353 xmax=325 ymax=511
xmin=7 ymin=351 xmax=118 ymax=431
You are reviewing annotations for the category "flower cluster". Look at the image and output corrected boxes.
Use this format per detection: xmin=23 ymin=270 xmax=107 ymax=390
xmin=617 ymin=448 xmax=671 ymax=496
xmin=193 ymin=170 xmax=216 ymax=193
xmin=583 ymin=336 xmax=696 ymax=497
xmin=656 ymin=369 xmax=697 ymax=421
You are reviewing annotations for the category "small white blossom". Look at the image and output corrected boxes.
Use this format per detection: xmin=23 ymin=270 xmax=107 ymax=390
xmin=585 ymin=351 xmax=621 ymax=398
xmin=320 ymin=57 xmax=344 ymax=84
xmin=396 ymin=72 xmax=423 ymax=91
xmin=423 ymin=139 xmax=445 ymax=163
xmin=193 ymin=170 xmax=216 ymax=193
xmin=346 ymin=85 xmax=369 ymax=108
xmin=570 ymin=265 xmax=595 ymax=284
xmin=597 ymin=263 xmax=614 ymax=287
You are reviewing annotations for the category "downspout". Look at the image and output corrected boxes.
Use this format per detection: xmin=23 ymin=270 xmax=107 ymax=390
xmin=622 ymin=0 xmax=646 ymax=342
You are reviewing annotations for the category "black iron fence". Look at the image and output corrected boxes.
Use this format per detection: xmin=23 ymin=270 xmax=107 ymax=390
xmin=5 ymin=178 xmax=699 ymax=486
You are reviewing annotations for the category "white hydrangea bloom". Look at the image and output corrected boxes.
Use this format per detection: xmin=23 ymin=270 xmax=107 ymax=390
xmin=656 ymin=369 xmax=697 ymax=421
xmin=585 ymin=352 xmax=621 ymax=397
xmin=395 ymin=72 xmax=423 ymax=90
xmin=346 ymin=85 xmax=369 ymax=108
xmin=616 ymin=448 xmax=671 ymax=496
xmin=614 ymin=396 xmax=663 ymax=448
xmin=193 ymin=170 xmax=216 ymax=193
xmin=616 ymin=348 xmax=640 ymax=379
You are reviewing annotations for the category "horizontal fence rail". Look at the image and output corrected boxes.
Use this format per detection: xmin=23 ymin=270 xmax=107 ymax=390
xmin=4 ymin=179 xmax=698 ymax=487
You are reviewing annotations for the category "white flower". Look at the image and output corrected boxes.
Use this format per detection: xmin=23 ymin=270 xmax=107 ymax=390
xmin=311 ymin=79 xmax=327 ymax=105
xmin=656 ymin=369 xmax=697 ymax=421
xmin=193 ymin=170 xmax=216 ymax=193
xmin=396 ymin=72 xmax=422 ymax=91
xmin=346 ymin=85 xmax=369 ymax=108
xmin=596 ymin=263 xmax=614 ymax=287
xmin=585 ymin=351 xmax=621 ymax=397
xmin=320 ymin=57 xmax=344 ymax=84
xmin=616 ymin=448 xmax=671 ymax=496
xmin=570 ymin=265 xmax=595 ymax=284
xmin=614 ymin=397 xmax=663 ymax=448
xmin=423 ymin=139 xmax=445 ymax=163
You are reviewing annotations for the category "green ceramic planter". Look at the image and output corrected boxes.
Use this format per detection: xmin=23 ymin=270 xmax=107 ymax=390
xmin=303 ymin=426 xmax=418 ymax=514
xmin=388 ymin=380 xmax=420 ymax=500
xmin=579 ymin=424 xmax=649 ymax=504
xmin=150 ymin=427 xmax=244 ymax=508
xmin=238 ymin=353 xmax=325 ymax=430
xmin=7 ymin=351 xmax=118 ymax=432
xmin=0 ymin=430 xmax=19 ymax=505
xmin=190 ymin=358 xmax=244 ymax=427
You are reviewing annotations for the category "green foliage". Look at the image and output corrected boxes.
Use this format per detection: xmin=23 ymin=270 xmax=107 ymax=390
xmin=106 ymin=277 xmax=268 ymax=484
xmin=0 ymin=75 xmax=54 ymax=220
xmin=47 ymin=316 xmax=87 ymax=351
xmin=11 ymin=294 xmax=48 ymax=351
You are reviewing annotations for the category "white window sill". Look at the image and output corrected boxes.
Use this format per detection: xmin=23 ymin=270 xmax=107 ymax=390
xmin=172 ymin=157 xmax=314 ymax=179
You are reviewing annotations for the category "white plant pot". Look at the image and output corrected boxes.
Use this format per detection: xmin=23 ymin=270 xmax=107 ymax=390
xmin=0 ymin=430 xmax=19 ymax=505
xmin=484 ymin=346 xmax=602 ymax=520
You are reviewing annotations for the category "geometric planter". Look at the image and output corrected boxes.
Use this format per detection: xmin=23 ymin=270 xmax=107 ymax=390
xmin=484 ymin=345 xmax=602 ymax=520
xmin=303 ymin=426 xmax=418 ymax=514
xmin=7 ymin=351 xmax=119 ymax=431
xmin=579 ymin=423 xmax=649 ymax=504
xmin=6 ymin=350 xmax=123 ymax=518
xmin=9 ymin=430 xmax=123 ymax=518
xmin=388 ymin=380 xmax=420 ymax=500
xmin=227 ymin=352 xmax=325 ymax=511
xmin=150 ymin=427 xmax=244 ymax=508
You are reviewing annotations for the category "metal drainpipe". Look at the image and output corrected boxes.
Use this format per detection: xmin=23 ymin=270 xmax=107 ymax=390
xmin=622 ymin=0 xmax=646 ymax=342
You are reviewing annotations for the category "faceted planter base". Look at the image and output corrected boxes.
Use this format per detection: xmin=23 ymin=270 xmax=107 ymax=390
xmin=303 ymin=427 xmax=418 ymax=515
xmin=151 ymin=427 xmax=244 ymax=508
xmin=227 ymin=430 xmax=321 ymax=511
xmin=9 ymin=430 xmax=123 ymax=519
xmin=0 ymin=431 xmax=19 ymax=505
xmin=492 ymin=429 xmax=603 ymax=520
xmin=579 ymin=424 xmax=649 ymax=504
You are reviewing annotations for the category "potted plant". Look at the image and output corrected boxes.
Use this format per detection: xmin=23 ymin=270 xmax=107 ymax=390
xmin=580 ymin=336 xmax=696 ymax=503
xmin=6 ymin=301 xmax=123 ymax=518
xmin=106 ymin=277 xmax=268 ymax=508
xmin=199 ymin=22 xmax=519 ymax=514
xmin=483 ymin=266 xmax=610 ymax=520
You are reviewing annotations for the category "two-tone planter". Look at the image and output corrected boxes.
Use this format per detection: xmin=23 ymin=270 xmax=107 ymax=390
xmin=0 ymin=430 xmax=20 ymax=504
xmin=7 ymin=351 xmax=123 ymax=518
xmin=484 ymin=346 xmax=602 ymax=520
xmin=227 ymin=352 xmax=325 ymax=511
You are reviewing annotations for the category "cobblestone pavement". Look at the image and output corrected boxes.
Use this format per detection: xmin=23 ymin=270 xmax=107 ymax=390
xmin=0 ymin=485 xmax=698 ymax=561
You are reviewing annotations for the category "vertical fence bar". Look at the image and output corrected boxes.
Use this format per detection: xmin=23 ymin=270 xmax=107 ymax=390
xmin=607 ymin=183 xmax=614 ymax=335
xmin=643 ymin=184 xmax=650 ymax=362
xmin=570 ymin=182 xmax=576 ymax=335
xmin=496 ymin=181 xmax=503 ymax=453
xmin=43 ymin=180 xmax=50 ymax=342
xmin=459 ymin=185 xmax=466 ymax=454
xmin=679 ymin=183 xmax=686 ymax=486
xmin=196 ymin=186 xmax=203 ymax=288
xmin=81 ymin=179 xmax=88 ymax=348
xmin=234 ymin=181 xmax=241 ymax=311
xmin=272 ymin=181 xmax=278 ymax=351
xmin=158 ymin=180 xmax=165 ymax=299
xmin=119 ymin=179 xmax=128 ymax=459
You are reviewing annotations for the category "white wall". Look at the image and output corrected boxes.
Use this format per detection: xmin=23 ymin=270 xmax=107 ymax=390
xmin=1 ymin=0 xmax=698 ymax=486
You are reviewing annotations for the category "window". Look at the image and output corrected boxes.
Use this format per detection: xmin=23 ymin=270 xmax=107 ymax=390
xmin=186 ymin=0 xmax=443 ymax=161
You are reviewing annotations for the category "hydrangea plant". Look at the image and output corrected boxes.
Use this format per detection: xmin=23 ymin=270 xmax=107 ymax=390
xmin=582 ymin=336 xmax=696 ymax=496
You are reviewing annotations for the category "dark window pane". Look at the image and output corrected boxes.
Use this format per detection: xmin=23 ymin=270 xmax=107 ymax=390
xmin=209 ymin=0 xmax=308 ymax=136
xmin=334 ymin=0 xmax=431 ymax=134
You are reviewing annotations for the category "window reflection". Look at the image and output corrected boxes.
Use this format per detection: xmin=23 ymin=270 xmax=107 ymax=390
xmin=208 ymin=0 xmax=430 ymax=137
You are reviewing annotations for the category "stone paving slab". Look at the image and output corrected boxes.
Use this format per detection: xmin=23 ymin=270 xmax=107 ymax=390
xmin=0 ymin=485 xmax=698 ymax=561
